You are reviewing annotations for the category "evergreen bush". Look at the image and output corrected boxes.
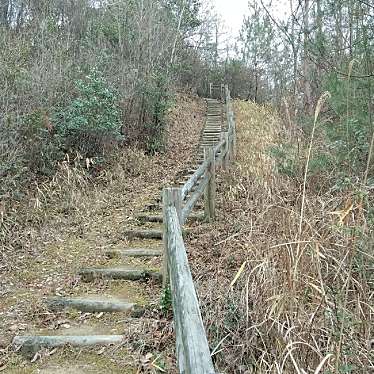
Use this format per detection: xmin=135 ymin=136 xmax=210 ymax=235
xmin=54 ymin=70 xmax=123 ymax=159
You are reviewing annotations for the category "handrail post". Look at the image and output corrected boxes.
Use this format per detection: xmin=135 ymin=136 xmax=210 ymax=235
xmin=209 ymin=83 xmax=212 ymax=98
xmin=223 ymin=132 xmax=230 ymax=169
xmin=225 ymin=85 xmax=236 ymax=161
xmin=203 ymin=147 xmax=216 ymax=221
xmin=231 ymin=108 xmax=237 ymax=159
xmin=162 ymin=187 xmax=182 ymax=287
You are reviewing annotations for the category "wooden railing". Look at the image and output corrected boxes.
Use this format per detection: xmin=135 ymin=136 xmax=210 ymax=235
xmin=162 ymin=84 xmax=236 ymax=374
xmin=209 ymin=83 xmax=225 ymax=100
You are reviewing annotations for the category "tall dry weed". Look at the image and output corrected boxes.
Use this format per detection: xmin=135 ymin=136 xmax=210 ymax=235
xmin=193 ymin=100 xmax=373 ymax=373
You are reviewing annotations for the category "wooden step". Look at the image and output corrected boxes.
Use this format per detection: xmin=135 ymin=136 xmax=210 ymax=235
xmin=136 ymin=213 xmax=164 ymax=223
xmin=79 ymin=267 xmax=162 ymax=282
xmin=123 ymin=228 xmax=191 ymax=240
xmin=106 ymin=248 xmax=162 ymax=258
xmin=144 ymin=203 xmax=161 ymax=211
xmin=13 ymin=335 xmax=123 ymax=355
xmin=124 ymin=229 xmax=162 ymax=240
xmin=46 ymin=296 xmax=136 ymax=313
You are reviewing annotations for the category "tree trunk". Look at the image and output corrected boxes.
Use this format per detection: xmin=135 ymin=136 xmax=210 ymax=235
xmin=0 ymin=0 xmax=9 ymax=26
xmin=289 ymin=0 xmax=298 ymax=99
xmin=303 ymin=0 xmax=313 ymax=115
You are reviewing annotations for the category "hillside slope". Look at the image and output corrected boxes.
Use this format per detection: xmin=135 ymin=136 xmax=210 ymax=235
xmin=188 ymin=100 xmax=372 ymax=373
xmin=0 ymin=93 xmax=205 ymax=373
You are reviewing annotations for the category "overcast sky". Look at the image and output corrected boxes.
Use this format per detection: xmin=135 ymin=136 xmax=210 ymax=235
xmin=213 ymin=0 xmax=290 ymax=37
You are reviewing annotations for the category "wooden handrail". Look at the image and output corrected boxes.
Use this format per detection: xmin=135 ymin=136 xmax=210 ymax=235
xmin=162 ymin=83 xmax=236 ymax=373
xmin=213 ymin=138 xmax=226 ymax=155
xmin=182 ymin=174 xmax=209 ymax=224
xmin=164 ymin=205 xmax=216 ymax=374
xmin=181 ymin=159 xmax=210 ymax=201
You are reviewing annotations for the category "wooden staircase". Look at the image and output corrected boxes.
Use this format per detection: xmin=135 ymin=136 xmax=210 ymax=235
xmin=12 ymin=96 xmax=226 ymax=364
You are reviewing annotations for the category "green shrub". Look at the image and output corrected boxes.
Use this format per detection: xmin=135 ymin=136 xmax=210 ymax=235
xmin=54 ymin=70 xmax=123 ymax=159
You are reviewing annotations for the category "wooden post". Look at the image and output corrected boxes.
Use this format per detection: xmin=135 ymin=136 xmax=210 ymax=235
xmin=209 ymin=83 xmax=212 ymax=98
xmin=231 ymin=110 xmax=237 ymax=159
xmin=227 ymin=134 xmax=233 ymax=165
xmin=223 ymin=132 xmax=230 ymax=169
xmin=226 ymin=87 xmax=237 ymax=160
xmin=216 ymin=133 xmax=224 ymax=168
xmin=226 ymin=99 xmax=231 ymax=134
xmin=204 ymin=147 xmax=216 ymax=221
xmin=162 ymin=187 xmax=182 ymax=287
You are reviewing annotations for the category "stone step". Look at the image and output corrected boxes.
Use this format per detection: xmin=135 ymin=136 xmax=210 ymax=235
xmin=106 ymin=248 xmax=162 ymax=258
xmin=46 ymin=296 xmax=137 ymax=313
xmin=79 ymin=267 xmax=162 ymax=282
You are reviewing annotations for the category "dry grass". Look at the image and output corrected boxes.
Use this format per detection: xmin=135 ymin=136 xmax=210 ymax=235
xmin=190 ymin=100 xmax=373 ymax=373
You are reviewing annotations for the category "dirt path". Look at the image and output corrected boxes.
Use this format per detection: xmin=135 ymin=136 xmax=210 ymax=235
xmin=0 ymin=94 xmax=206 ymax=373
